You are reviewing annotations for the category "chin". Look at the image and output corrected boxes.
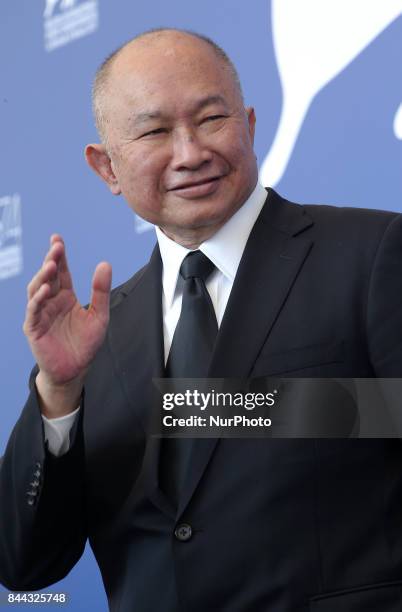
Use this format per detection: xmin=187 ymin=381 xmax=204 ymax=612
xmin=179 ymin=211 xmax=229 ymax=231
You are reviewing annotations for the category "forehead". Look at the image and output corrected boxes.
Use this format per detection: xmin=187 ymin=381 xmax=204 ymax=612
xmin=108 ymin=34 xmax=238 ymax=116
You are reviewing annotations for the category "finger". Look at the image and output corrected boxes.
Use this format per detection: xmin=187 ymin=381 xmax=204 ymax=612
xmin=89 ymin=262 xmax=112 ymax=319
xmin=50 ymin=233 xmax=64 ymax=246
xmin=27 ymin=260 xmax=58 ymax=300
xmin=43 ymin=246 xmax=63 ymax=298
xmin=30 ymin=237 xmax=72 ymax=297
xmin=27 ymin=240 xmax=64 ymax=300
xmin=42 ymin=239 xmax=64 ymax=266
xmin=52 ymin=237 xmax=74 ymax=291
xmin=24 ymin=283 xmax=52 ymax=332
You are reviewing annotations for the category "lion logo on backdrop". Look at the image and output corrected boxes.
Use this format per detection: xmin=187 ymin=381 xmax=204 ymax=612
xmin=43 ymin=0 xmax=99 ymax=52
xmin=260 ymin=0 xmax=402 ymax=187
xmin=0 ymin=194 xmax=23 ymax=281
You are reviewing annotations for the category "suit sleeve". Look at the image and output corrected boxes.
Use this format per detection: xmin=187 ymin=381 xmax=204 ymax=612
xmin=0 ymin=376 xmax=87 ymax=590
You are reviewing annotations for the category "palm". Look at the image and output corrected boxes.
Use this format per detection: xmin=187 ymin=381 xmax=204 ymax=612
xmin=29 ymin=291 xmax=106 ymax=383
xmin=24 ymin=236 xmax=112 ymax=386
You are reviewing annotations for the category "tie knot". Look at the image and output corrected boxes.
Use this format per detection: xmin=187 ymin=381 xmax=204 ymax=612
xmin=180 ymin=251 xmax=215 ymax=281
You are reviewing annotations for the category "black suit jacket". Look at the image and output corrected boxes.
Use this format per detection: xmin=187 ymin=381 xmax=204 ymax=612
xmin=1 ymin=189 xmax=402 ymax=611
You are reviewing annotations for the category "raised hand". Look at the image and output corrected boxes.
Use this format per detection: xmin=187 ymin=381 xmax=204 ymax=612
xmin=23 ymin=234 xmax=112 ymax=417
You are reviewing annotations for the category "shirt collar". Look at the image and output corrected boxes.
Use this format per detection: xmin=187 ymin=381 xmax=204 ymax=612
xmin=156 ymin=181 xmax=268 ymax=308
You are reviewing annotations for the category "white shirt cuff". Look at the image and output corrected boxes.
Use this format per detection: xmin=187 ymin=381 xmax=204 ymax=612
xmin=42 ymin=406 xmax=80 ymax=457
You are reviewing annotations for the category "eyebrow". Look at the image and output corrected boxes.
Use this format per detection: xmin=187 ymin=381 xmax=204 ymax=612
xmin=130 ymin=95 xmax=229 ymax=126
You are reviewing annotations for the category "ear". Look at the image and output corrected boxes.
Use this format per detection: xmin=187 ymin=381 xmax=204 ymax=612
xmin=85 ymin=144 xmax=121 ymax=195
xmin=245 ymin=107 xmax=256 ymax=144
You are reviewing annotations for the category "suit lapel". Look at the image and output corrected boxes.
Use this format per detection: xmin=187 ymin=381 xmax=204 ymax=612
xmin=107 ymin=245 xmax=176 ymax=519
xmin=210 ymin=189 xmax=314 ymax=378
xmin=177 ymin=189 xmax=314 ymax=515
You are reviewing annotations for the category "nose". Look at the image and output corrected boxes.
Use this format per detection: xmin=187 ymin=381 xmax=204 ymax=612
xmin=170 ymin=128 xmax=212 ymax=171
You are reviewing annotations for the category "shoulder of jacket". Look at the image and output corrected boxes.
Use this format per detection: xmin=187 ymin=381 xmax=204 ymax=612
xmin=109 ymin=264 xmax=149 ymax=310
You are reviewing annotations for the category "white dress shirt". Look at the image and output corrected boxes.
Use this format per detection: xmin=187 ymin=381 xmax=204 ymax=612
xmin=42 ymin=181 xmax=268 ymax=455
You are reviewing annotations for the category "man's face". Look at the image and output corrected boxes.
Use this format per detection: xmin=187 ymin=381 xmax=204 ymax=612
xmin=88 ymin=33 xmax=258 ymax=243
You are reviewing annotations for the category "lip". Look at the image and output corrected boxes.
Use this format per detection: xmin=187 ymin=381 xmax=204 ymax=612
xmin=168 ymin=176 xmax=223 ymax=198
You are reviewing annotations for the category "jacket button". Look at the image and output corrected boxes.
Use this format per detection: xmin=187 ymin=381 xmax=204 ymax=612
xmin=174 ymin=523 xmax=192 ymax=542
xmin=26 ymin=490 xmax=37 ymax=506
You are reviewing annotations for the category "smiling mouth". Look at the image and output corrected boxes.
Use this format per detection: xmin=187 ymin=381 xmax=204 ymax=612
xmin=169 ymin=176 xmax=222 ymax=191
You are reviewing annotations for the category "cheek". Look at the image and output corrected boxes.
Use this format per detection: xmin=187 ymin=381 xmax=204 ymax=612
xmin=232 ymin=139 xmax=256 ymax=174
xmin=217 ymin=128 xmax=253 ymax=167
xmin=119 ymin=153 xmax=165 ymax=196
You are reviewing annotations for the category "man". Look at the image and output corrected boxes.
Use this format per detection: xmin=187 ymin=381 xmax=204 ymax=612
xmin=1 ymin=28 xmax=402 ymax=611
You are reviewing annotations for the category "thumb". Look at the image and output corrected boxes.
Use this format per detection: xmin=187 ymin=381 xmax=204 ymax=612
xmin=89 ymin=262 xmax=112 ymax=317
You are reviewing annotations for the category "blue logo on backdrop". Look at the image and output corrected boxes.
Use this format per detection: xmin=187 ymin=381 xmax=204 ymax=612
xmin=0 ymin=194 xmax=23 ymax=281
xmin=43 ymin=0 xmax=99 ymax=52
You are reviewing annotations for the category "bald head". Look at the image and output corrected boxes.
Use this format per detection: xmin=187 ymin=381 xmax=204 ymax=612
xmin=85 ymin=26 xmax=257 ymax=247
xmin=92 ymin=28 xmax=243 ymax=145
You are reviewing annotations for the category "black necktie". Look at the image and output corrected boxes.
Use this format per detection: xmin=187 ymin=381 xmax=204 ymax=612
xmin=160 ymin=251 xmax=218 ymax=504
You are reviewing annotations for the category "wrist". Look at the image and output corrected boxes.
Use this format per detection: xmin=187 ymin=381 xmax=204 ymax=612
xmin=35 ymin=371 xmax=84 ymax=418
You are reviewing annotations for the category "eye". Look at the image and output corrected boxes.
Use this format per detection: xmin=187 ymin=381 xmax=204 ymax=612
xmin=140 ymin=128 xmax=168 ymax=138
xmin=203 ymin=115 xmax=225 ymax=122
